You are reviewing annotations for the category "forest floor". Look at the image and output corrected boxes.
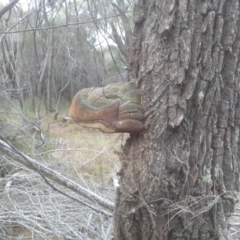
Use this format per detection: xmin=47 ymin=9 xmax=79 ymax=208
xmin=0 ymin=113 xmax=125 ymax=239
xmin=42 ymin=116 xmax=126 ymax=186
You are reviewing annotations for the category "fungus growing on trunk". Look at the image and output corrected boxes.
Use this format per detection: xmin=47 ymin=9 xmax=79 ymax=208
xmin=69 ymin=80 xmax=144 ymax=133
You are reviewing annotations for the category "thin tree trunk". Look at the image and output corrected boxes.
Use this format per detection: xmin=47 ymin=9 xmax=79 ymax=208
xmin=46 ymin=27 xmax=54 ymax=112
xmin=114 ymin=0 xmax=240 ymax=239
xmin=0 ymin=0 xmax=19 ymax=19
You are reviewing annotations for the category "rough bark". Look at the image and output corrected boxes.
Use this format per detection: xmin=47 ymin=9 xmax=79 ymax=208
xmin=114 ymin=0 xmax=240 ymax=239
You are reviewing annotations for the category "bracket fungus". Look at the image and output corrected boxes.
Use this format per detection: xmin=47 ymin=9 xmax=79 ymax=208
xmin=69 ymin=80 xmax=144 ymax=133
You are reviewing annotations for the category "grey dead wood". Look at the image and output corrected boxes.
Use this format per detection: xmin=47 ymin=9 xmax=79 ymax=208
xmin=0 ymin=0 xmax=19 ymax=19
xmin=0 ymin=138 xmax=114 ymax=214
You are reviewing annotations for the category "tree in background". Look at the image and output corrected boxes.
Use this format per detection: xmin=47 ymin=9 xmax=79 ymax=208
xmin=0 ymin=0 xmax=131 ymax=120
xmin=114 ymin=0 xmax=240 ymax=239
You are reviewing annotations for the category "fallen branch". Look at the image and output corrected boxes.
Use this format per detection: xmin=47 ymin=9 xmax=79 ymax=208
xmin=0 ymin=137 xmax=114 ymax=212
xmin=229 ymin=222 xmax=240 ymax=227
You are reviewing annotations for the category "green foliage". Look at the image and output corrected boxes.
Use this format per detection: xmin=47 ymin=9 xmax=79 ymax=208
xmin=24 ymin=33 xmax=46 ymax=47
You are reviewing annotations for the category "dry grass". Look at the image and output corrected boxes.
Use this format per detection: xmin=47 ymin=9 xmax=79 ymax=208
xmin=0 ymin=168 xmax=114 ymax=239
xmin=2 ymin=98 xmax=125 ymax=186
xmin=39 ymin=115 xmax=126 ymax=186
xmin=0 ymin=105 xmax=125 ymax=239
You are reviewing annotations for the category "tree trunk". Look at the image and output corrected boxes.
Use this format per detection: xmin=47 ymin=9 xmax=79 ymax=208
xmin=114 ymin=0 xmax=240 ymax=239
